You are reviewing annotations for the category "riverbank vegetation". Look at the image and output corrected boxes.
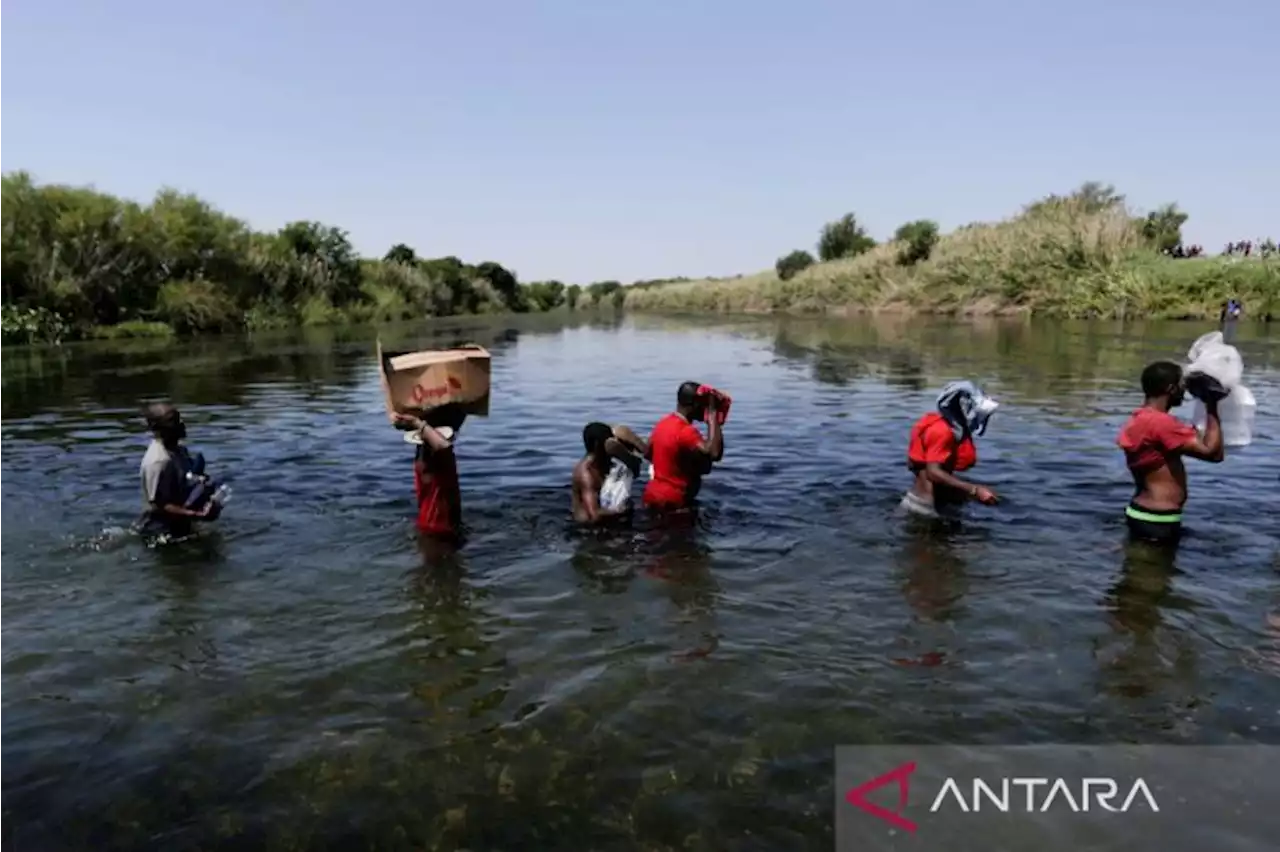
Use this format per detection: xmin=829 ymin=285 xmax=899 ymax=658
xmin=1 ymin=172 xmax=628 ymax=344
xmin=623 ymin=183 xmax=1279 ymax=320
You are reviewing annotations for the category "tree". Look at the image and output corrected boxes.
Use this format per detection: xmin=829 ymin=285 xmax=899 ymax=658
xmin=566 ymin=283 xmax=582 ymax=310
xmin=586 ymin=280 xmax=621 ymax=307
xmin=775 ymin=249 xmax=815 ymax=280
xmin=0 ymin=172 xmax=574 ymax=338
xmin=892 ymin=219 xmax=940 ymax=266
xmin=524 ymin=280 xmax=566 ymax=311
xmin=1026 ymin=181 xmax=1126 ymax=216
xmin=1139 ymin=204 xmax=1189 ymax=254
xmin=384 ymin=243 xmax=418 ymax=265
xmin=818 ymin=213 xmax=876 ymax=262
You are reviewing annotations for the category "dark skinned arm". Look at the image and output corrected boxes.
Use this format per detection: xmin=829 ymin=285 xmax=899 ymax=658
xmin=157 ymin=502 xmax=211 ymax=520
xmin=395 ymin=412 xmax=455 ymax=453
xmin=1180 ymin=399 xmax=1225 ymax=463
xmin=694 ymin=400 xmax=724 ymax=462
xmin=923 ymin=464 xmax=998 ymax=503
xmin=606 ymin=438 xmax=643 ymax=477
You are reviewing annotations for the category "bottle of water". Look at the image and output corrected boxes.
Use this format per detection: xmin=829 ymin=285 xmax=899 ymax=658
xmin=210 ymin=484 xmax=233 ymax=506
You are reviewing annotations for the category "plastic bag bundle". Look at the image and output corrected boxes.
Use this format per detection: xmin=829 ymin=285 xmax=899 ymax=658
xmin=599 ymin=461 xmax=635 ymax=512
xmin=1185 ymin=331 xmax=1256 ymax=447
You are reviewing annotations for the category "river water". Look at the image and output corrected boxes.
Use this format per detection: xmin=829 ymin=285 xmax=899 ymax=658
xmin=3 ymin=313 xmax=1279 ymax=850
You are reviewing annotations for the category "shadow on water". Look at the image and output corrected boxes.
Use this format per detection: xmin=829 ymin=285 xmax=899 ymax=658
xmin=4 ymin=311 xmax=1280 ymax=850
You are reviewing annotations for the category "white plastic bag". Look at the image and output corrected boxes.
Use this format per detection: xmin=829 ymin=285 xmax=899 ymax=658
xmin=1186 ymin=331 xmax=1243 ymax=388
xmin=1190 ymin=385 xmax=1256 ymax=447
xmin=599 ymin=461 xmax=635 ymax=512
xmin=1185 ymin=331 xmax=1256 ymax=447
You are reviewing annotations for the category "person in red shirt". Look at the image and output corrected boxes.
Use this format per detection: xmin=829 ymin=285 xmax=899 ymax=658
xmin=1116 ymin=361 xmax=1223 ymax=544
xmin=902 ymin=381 xmax=1000 ymax=519
xmin=642 ymin=381 xmax=725 ymax=512
xmin=394 ymin=404 xmax=467 ymax=545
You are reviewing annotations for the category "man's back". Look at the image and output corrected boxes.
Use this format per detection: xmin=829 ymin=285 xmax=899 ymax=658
xmin=643 ymin=413 xmax=705 ymax=508
xmin=138 ymin=439 xmax=190 ymax=532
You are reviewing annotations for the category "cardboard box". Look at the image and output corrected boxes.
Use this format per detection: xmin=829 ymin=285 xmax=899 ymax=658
xmin=377 ymin=339 xmax=491 ymax=420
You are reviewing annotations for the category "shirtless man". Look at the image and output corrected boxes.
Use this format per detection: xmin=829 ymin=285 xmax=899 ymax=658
xmin=1116 ymin=361 xmax=1224 ymax=544
xmin=572 ymin=423 xmax=646 ymax=525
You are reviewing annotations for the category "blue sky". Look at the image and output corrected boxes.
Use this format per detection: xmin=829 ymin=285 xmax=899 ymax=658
xmin=3 ymin=1 xmax=1276 ymax=283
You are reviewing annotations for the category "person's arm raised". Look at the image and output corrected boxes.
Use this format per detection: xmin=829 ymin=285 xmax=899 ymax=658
xmin=395 ymin=412 xmax=455 ymax=454
xmin=693 ymin=397 xmax=724 ymax=461
xmin=1179 ymin=400 xmax=1225 ymax=463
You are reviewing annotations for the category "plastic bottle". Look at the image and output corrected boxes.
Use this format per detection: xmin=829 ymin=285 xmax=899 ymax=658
xmin=210 ymin=484 xmax=233 ymax=506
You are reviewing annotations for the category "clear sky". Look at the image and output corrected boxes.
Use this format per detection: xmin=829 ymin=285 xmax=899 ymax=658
xmin=3 ymin=1 xmax=1276 ymax=284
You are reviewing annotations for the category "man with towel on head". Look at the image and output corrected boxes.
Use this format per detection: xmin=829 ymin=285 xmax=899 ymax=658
xmin=902 ymin=381 xmax=1000 ymax=519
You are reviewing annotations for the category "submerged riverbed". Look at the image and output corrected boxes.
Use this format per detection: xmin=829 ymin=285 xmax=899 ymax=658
xmin=3 ymin=313 xmax=1279 ymax=850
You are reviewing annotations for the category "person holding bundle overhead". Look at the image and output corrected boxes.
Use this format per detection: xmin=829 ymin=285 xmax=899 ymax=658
xmin=1116 ymin=361 xmax=1224 ymax=545
xmin=901 ymin=381 xmax=1000 ymax=519
xmin=572 ymin=423 xmax=648 ymax=525
xmin=641 ymin=381 xmax=729 ymax=512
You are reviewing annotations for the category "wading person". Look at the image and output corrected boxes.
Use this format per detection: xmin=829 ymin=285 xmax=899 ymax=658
xmin=1116 ymin=361 xmax=1224 ymax=544
xmin=642 ymin=381 xmax=725 ymax=512
xmin=395 ymin=404 xmax=467 ymax=546
xmin=572 ymin=423 xmax=647 ymax=525
xmin=902 ymin=381 xmax=1000 ymax=519
xmin=137 ymin=403 xmax=214 ymax=538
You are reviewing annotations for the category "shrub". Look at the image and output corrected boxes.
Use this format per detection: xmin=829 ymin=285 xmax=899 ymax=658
xmin=776 ymin=250 xmax=816 ymax=281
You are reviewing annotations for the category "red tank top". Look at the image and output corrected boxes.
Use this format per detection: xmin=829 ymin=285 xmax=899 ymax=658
xmin=414 ymin=448 xmax=460 ymax=535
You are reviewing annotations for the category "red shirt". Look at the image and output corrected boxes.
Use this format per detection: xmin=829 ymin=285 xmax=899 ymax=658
xmin=414 ymin=447 xmax=460 ymax=535
xmin=907 ymin=412 xmax=977 ymax=472
xmin=642 ymin=413 xmax=706 ymax=508
xmin=1117 ymin=408 xmax=1196 ymax=472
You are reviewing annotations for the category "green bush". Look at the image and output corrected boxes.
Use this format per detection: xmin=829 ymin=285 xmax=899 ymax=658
xmin=776 ymin=250 xmax=816 ymax=281
xmin=1 ymin=172 xmax=573 ymax=341
xmin=1 ymin=304 xmax=71 ymax=344
xmin=623 ymin=183 xmax=1279 ymax=319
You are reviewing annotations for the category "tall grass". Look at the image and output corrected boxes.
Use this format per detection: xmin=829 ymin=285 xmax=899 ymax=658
xmin=624 ymin=198 xmax=1280 ymax=319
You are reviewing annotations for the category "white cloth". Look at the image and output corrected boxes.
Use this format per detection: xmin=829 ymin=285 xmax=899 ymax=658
xmin=600 ymin=461 xmax=635 ymax=512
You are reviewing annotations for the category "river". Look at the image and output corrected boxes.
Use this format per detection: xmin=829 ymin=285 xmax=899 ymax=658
xmin=3 ymin=313 xmax=1279 ymax=850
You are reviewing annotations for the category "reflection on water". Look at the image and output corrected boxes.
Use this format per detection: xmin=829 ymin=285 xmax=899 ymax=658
xmin=3 ymin=313 xmax=1279 ymax=850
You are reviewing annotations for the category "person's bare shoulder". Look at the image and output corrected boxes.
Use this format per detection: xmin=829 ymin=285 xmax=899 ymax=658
xmin=572 ymin=457 xmax=599 ymax=489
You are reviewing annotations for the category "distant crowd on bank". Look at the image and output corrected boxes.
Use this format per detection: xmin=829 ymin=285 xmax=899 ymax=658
xmin=1163 ymin=240 xmax=1278 ymax=260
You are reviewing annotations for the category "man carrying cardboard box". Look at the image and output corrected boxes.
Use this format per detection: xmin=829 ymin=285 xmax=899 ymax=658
xmin=378 ymin=340 xmax=490 ymax=544
xmin=395 ymin=405 xmax=468 ymax=542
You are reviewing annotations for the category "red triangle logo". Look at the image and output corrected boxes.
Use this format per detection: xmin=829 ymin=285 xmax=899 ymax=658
xmin=845 ymin=761 xmax=918 ymax=833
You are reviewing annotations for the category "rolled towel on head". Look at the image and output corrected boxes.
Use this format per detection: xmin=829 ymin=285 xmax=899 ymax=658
xmin=936 ymin=380 xmax=999 ymax=438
